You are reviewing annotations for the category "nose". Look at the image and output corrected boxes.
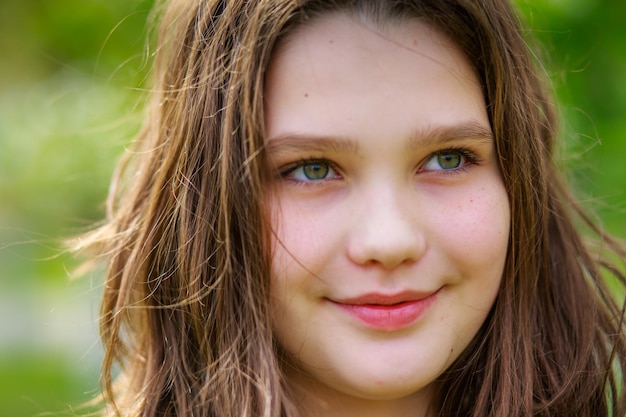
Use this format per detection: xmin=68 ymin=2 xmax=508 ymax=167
xmin=347 ymin=186 xmax=426 ymax=269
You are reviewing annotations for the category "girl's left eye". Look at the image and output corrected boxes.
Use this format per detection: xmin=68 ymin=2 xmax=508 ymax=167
xmin=281 ymin=160 xmax=340 ymax=182
xmin=422 ymin=149 xmax=475 ymax=172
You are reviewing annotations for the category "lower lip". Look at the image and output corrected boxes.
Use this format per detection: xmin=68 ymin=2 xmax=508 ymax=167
xmin=333 ymin=291 xmax=439 ymax=331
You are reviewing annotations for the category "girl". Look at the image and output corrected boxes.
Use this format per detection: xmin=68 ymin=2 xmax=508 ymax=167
xmin=79 ymin=0 xmax=626 ymax=416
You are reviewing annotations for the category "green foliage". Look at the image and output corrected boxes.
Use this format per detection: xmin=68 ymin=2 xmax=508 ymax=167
xmin=0 ymin=351 xmax=100 ymax=417
xmin=516 ymin=0 xmax=626 ymax=232
xmin=1 ymin=1 xmax=153 ymax=415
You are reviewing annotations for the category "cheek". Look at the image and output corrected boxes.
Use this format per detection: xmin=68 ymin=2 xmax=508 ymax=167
xmin=269 ymin=198 xmax=342 ymax=276
xmin=267 ymin=204 xmax=327 ymax=346
xmin=434 ymin=183 xmax=510 ymax=275
xmin=270 ymin=206 xmax=312 ymax=278
xmin=433 ymin=184 xmax=510 ymax=345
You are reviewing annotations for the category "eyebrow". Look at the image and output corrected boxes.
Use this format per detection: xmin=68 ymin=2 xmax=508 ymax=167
xmin=265 ymin=133 xmax=360 ymax=155
xmin=264 ymin=121 xmax=493 ymax=155
xmin=406 ymin=121 xmax=494 ymax=151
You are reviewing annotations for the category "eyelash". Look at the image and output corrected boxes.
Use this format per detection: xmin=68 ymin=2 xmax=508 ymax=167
xmin=278 ymin=147 xmax=481 ymax=183
xmin=420 ymin=147 xmax=481 ymax=175
xmin=279 ymin=158 xmax=342 ymax=184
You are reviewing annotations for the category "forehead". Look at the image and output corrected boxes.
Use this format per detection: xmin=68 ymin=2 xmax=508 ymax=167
xmin=264 ymin=13 xmax=487 ymax=142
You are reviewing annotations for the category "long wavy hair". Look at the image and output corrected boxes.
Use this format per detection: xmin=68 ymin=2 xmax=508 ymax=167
xmin=77 ymin=0 xmax=626 ymax=416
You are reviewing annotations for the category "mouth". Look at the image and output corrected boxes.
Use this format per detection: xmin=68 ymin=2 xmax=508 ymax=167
xmin=328 ymin=289 xmax=441 ymax=331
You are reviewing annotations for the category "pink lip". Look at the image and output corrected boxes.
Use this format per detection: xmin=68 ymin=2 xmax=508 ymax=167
xmin=330 ymin=289 xmax=440 ymax=331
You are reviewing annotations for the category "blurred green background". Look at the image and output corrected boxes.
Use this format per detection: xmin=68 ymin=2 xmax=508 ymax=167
xmin=0 ymin=0 xmax=624 ymax=415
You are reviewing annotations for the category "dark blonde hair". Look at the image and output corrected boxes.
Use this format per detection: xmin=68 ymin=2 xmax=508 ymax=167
xmin=79 ymin=0 xmax=626 ymax=416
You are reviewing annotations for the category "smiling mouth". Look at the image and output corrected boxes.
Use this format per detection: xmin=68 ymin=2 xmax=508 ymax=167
xmin=329 ymin=289 xmax=440 ymax=331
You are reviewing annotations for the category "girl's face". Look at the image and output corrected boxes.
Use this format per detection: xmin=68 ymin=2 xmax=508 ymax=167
xmin=264 ymin=14 xmax=510 ymax=414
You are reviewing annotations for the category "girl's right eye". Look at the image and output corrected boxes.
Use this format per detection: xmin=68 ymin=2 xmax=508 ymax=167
xmin=280 ymin=160 xmax=340 ymax=182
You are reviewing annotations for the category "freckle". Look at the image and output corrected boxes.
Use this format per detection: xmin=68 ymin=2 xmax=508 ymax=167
xmin=329 ymin=39 xmax=334 ymax=44
xmin=470 ymin=199 xmax=474 ymax=203
xmin=304 ymin=93 xmax=309 ymax=98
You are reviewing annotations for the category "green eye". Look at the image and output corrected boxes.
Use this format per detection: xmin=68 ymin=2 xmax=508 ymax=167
xmin=303 ymin=162 xmax=330 ymax=180
xmin=281 ymin=160 xmax=339 ymax=182
xmin=422 ymin=149 xmax=469 ymax=172
xmin=436 ymin=152 xmax=462 ymax=170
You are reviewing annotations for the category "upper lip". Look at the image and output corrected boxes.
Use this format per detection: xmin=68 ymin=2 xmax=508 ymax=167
xmin=329 ymin=289 xmax=439 ymax=306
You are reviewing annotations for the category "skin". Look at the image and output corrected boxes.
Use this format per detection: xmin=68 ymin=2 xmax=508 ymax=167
xmin=264 ymin=14 xmax=510 ymax=417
